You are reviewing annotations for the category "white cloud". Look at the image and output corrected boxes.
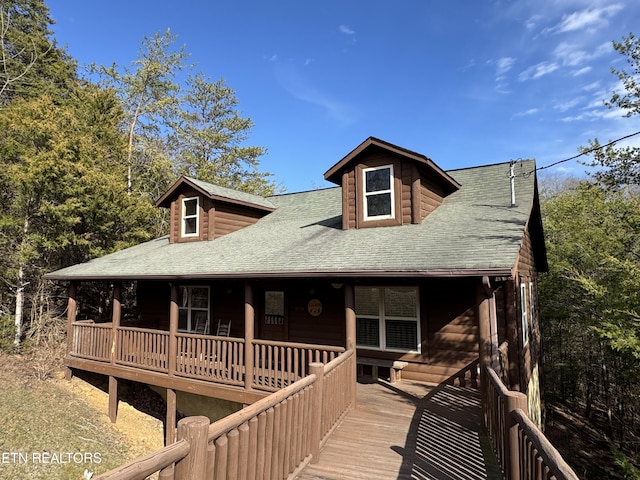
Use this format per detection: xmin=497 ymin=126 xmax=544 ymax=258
xmin=496 ymin=56 xmax=516 ymax=76
xmin=514 ymin=108 xmax=540 ymax=117
xmin=582 ymin=81 xmax=601 ymax=91
xmin=548 ymin=4 xmax=624 ymax=34
xmin=553 ymin=41 xmax=611 ymax=67
xmin=561 ymin=108 xmax=623 ymax=122
xmin=554 ymin=97 xmax=583 ymax=112
xmin=273 ymin=62 xmax=357 ymax=126
xmin=573 ymin=66 xmax=592 ymax=76
xmin=524 ymin=14 xmax=543 ymax=30
xmin=339 ymin=25 xmax=355 ymax=35
xmin=518 ymin=61 xmax=559 ymax=81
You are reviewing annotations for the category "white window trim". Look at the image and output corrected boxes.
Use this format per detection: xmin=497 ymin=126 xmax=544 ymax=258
xmin=520 ymin=282 xmax=529 ymax=347
xmin=362 ymin=165 xmax=395 ymax=221
xmin=178 ymin=285 xmax=210 ymax=333
xmin=356 ymin=286 xmax=420 ymax=353
xmin=529 ymin=281 xmax=536 ymax=330
xmin=181 ymin=196 xmax=200 ymax=238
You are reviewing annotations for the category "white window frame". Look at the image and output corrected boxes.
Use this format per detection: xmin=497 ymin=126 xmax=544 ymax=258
xmin=529 ymin=281 xmax=536 ymax=330
xmin=181 ymin=196 xmax=200 ymax=238
xmin=355 ymin=286 xmax=420 ymax=353
xmin=178 ymin=285 xmax=210 ymax=333
xmin=362 ymin=165 xmax=395 ymax=220
xmin=520 ymin=282 xmax=529 ymax=347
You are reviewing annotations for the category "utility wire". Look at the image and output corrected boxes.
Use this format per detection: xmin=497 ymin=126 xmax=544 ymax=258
xmin=530 ymin=129 xmax=640 ymax=174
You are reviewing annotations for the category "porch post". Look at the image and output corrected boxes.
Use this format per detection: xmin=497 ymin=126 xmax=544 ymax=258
xmin=477 ymin=278 xmax=493 ymax=428
xmin=169 ymin=284 xmax=179 ymax=377
xmin=244 ymin=281 xmax=254 ymax=391
xmin=65 ymin=281 xmax=78 ymax=380
xmin=110 ymin=282 xmax=121 ymax=365
xmin=108 ymin=375 xmax=118 ymax=423
xmin=478 ymin=277 xmax=493 ymax=376
xmin=504 ymin=278 xmax=520 ymax=390
xmin=166 ymin=388 xmax=177 ymax=445
xmin=344 ymin=282 xmax=357 ymax=406
xmin=344 ymin=283 xmax=356 ymax=351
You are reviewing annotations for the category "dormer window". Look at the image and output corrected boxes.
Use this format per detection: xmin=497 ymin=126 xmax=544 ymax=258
xmin=363 ymin=165 xmax=395 ymax=220
xmin=182 ymin=197 xmax=200 ymax=237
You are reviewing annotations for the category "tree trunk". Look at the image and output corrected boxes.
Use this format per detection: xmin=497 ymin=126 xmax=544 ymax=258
xmin=13 ymin=215 xmax=30 ymax=348
xmin=14 ymin=263 xmax=24 ymax=347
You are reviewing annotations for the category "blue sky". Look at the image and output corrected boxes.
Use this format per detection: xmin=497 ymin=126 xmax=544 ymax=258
xmin=48 ymin=0 xmax=640 ymax=192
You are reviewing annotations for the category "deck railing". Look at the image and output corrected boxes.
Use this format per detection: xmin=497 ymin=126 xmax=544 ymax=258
xmin=252 ymin=339 xmax=345 ymax=391
xmin=175 ymin=333 xmax=245 ymax=386
xmin=69 ymin=322 xmax=345 ymax=394
xmin=117 ymin=327 xmax=169 ymax=372
xmin=71 ymin=320 xmax=111 ymax=361
xmin=483 ymin=365 xmax=579 ymax=480
xmin=93 ymin=349 xmax=355 ymax=480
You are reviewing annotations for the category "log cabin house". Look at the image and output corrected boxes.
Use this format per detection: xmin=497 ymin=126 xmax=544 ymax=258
xmin=45 ymin=136 xmax=547 ymax=441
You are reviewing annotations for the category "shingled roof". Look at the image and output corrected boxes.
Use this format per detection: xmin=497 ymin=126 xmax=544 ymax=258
xmin=46 ymin=159 xmax=545 ymax=281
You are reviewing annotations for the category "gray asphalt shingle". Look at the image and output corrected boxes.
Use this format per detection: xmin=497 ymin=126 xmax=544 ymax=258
xmin=46 ymin=160 xmax=537 ymax=280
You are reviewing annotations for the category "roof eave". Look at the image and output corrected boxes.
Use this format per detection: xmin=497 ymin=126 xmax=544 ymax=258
xmin=323 ymin=137 xmax=460 ymax=192
xmin=44 ymin=267 xmax=514 ymax=282
xmin=155 ymin=176 xmax=275 ymax=212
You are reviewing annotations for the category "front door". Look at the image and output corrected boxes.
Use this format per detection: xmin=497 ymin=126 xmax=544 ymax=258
xmin=261 ymin=290 xmax=287 ymax=341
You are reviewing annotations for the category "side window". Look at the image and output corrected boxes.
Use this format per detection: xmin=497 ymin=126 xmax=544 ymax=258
xmin=520 ymin=282 xmax=529 ymax=346
xmin=181 ymin=197 xmax=200 ymax=237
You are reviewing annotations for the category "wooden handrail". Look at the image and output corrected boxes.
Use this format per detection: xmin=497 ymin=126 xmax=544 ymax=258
xmin=323 ymin=348 xmax=353 ymax=374
xmin=252 ymin=338 xmax=345 ymax=352
xmin=511 ymin=409 xmax=580 ymax=480
xmin=208 ymin=373 xmax=317 ymax=441
xmin=94 ymin=439 xmax=190 ymax=480
xmin=483 ymin=365 xmax=579 ymax=480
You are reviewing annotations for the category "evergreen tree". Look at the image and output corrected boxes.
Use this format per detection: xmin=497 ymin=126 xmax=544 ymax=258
xmin=171 ymin=73 xmax=274 ymax=195
xmin=0 ymin=88 xmax=154 ymax=347
xmin=0 ymin=0 xmax=76 ymax=104
xmin=584 ymin=34 xmax=640 ymax=187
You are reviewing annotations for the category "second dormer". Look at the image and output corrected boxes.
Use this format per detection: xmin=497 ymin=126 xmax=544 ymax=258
xmin=156 ymin=176 xmax=275 ymax=243
xmin=324 ymin=137 xmax=460 ymax=229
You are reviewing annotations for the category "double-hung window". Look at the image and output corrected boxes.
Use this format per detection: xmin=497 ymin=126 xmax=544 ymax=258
xmin=363 ymin=165 xmax=395 ymax=220
xmin=178 ymin=286 xmax=210 ymax=333
xmin=520 ymin=282 xmax=529 ymax=347
xmin=181 ymin=197 xmax=199 ymax=237
xmin=355 ymin=286 xmax=419 ymax=352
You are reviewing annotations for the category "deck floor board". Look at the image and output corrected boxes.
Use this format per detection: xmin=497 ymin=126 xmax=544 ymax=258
xmin=299 ymin=379 xmax=503 ymax=480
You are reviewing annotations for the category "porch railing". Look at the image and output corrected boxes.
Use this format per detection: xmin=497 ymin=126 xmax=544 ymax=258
xmin=252 ymin=339 xmax=345 ymax=391
xmin=68 ymin=322 xmax=345 ymax=393
xmin=483 ymin=364 xmax=579 ymax=480
xmin=175 ymin=333 xmax=245 ymax=386
xmin=117 ymin=327 xmax=169 ymax=372
xmin=93 ymin=349 xmax=355 ymax=480
xmin=71 ymin=320 xmax=111 ymax=361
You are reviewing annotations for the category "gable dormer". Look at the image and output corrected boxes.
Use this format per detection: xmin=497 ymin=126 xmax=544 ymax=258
xmin=156 ymin=176 xmax=275 ymax=243
xmin=324 ymin=137 xmax=460 ymax=229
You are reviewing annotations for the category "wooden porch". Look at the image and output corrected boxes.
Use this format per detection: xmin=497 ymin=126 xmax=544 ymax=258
xmin=67 ymin=320 xmax=345 ymax=404
xmin=300 ymin=378 xmax=503 ymax=480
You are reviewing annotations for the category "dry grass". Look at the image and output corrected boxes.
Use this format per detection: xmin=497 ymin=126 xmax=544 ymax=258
xmin=0 ymin=352 xmax=161 ymax=480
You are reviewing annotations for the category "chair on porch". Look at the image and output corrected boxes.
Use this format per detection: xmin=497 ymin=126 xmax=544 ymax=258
xmin=216 ymin=319 xmax=231 ymax=337
xmin=193 ymin=313 xmax=210 ymax=335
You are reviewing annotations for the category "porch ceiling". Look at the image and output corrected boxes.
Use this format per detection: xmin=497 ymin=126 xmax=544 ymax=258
xmin=46 ymin=161 xmax=537 ymax=281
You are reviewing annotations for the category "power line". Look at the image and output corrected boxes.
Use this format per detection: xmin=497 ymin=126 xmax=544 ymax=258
xmin=531 ymin=129 xmax=640 ymax=174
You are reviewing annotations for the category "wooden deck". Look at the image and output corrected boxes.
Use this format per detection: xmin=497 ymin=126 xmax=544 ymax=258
xmin=300 ymin=378 xmax=504 ymax=480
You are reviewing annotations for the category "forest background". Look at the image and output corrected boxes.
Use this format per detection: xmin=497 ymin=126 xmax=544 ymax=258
xmin=0 ymin=1 xmax=638 ymax=477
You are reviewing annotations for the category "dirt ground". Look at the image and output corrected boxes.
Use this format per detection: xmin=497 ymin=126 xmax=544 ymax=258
xmin=53 ymin=370 xmax=165 ymax=459
xmin=0 ymin=352 xmax=165 ymax=478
